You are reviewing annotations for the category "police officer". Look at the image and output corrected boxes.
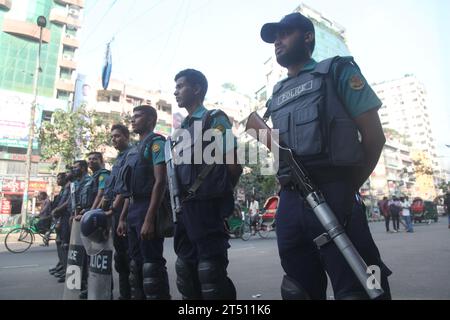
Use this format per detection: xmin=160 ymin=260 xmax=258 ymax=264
xmin=116 ymin=105 xmax=170 ymax=300
xmin=71 ymin=160 xmax=94 ymax=299
xmin=172 ymin=69 xmax=242 ymax=300
xmin=49 ymin=172 xmax=72 ymax=283
xmin=86 ymin=152 xmax=110 ymax=210
xmin=102 ymin=124 xmax=133 ymax=300
xmin=260 ymin=13 xmax=391 ymax=299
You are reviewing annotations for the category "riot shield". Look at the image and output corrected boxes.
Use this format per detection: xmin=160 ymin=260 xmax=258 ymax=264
xmin=86 ymin=229 xmax=114 ymax=300
xmin=62 ymin=220 xmax=87 ymax=300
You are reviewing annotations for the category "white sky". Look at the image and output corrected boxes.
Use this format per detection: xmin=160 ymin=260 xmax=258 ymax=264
xmin=77 ymin=0 xmax=450 ymax=167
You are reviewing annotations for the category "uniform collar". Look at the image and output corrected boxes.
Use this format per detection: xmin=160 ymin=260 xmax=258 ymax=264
xmin=181 ymin=105 xmax=206 ymax=128
xmin=296 ymin=58 xmax=317 ymax=76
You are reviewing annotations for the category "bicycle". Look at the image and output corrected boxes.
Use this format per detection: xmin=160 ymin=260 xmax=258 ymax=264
xmin=241 ymin=215 xmax=276 ymax=241
xmin=4 ymin=215 xmax=57 ymax=253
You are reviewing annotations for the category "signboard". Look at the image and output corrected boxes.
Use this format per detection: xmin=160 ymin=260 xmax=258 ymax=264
xmin=0 ymin=89 xmax=67 ymax=149
xmin=1 ymin=199 xmax=11 ymax=214
xmin=1 ymin=179 xmax=48 ymax=193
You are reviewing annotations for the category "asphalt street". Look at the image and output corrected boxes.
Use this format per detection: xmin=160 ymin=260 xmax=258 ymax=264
xmin=0 ymin=217 xmax=449 ymax=300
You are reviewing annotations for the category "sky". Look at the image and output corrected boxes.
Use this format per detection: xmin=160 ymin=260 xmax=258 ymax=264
xmin=76 ymin=0 xmax=450 ymax=167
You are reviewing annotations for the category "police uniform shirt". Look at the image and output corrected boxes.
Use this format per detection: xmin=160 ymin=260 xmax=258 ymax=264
xmin=299 ymin=59 xmax=382 ymax=117
xmin=180 ymin=105 xmax=236 ymax=154
xmin=97 ymin=171 xmax=109 ymax=190
xmin=142 ymin=133 xmax=166 ymax=165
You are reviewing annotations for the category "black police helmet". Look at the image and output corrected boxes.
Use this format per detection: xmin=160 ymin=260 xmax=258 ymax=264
xmin=80 ymin=209 xmax=110 ymax=243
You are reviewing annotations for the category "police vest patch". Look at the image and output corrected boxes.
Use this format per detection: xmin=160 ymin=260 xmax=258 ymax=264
xmin=349 ymin=75 xmax=365 ymax=90
xmin=152 ymin=143 xmax=160 ymax=153
xmin=214 ymin=124 xmax=225 ymax=133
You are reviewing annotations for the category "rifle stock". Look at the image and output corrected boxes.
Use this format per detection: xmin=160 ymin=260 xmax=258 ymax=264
xmin=245 ymin=112 xmax=274 ymax=152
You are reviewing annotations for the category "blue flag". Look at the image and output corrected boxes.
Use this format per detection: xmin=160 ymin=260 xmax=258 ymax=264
xmin=102 ymin=43 xmax=112 ymax=90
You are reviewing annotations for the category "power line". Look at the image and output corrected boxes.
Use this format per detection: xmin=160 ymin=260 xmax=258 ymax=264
xmin=81 ymin=0 xmax=119 ymax=48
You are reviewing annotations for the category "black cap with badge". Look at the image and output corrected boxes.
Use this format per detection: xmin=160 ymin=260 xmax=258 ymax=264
xmin=261 ymin=12 xmax=315 ymax=43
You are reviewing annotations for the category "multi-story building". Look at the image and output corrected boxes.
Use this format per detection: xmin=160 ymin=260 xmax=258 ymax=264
xmin=257 ymin=3 xmax=351 ymax=100
xmin=0 ymin=0 xmax=84 ymax=99
xmin=361 ymin=139 xmax=415 ymax=200
xmin=0 ymin=0 xmax=85 ymax=215
xmin=373 ymin=74 xmax=440 ymax=198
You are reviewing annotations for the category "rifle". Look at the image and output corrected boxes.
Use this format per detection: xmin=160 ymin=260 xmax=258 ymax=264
xmin=245 ymin=111 xmax=384 ymax=300
xmin=164 ymin=137 xmax=182 ymax=222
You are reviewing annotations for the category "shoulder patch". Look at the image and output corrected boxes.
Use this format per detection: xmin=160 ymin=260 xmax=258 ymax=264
xmin=349 ymin=74 xmax=365 ymax=90
xmin=214 ymin=124 xmax=226 ymax=133
xmin=152 ymin=143 xmax=161 ymax=153
xmin=99 ymin=175 xmax=104 ymax=182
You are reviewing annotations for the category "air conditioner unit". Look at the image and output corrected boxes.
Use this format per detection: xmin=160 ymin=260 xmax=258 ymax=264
xmin=68 ymin=8 xmax=79 ymax=17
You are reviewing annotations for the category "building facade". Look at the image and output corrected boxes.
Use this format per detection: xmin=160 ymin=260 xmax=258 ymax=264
xmin=373 ymin=74 xmax=441 ymax=198
xmin=0 ymin=0 xmax=85 ymax=215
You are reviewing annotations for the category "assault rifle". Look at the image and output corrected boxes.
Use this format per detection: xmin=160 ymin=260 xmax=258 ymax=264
xmin=165 ymin=137 xmax=182 ymax=222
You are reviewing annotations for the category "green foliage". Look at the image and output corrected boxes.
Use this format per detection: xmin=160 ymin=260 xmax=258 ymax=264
xmin=412 ymin=158 xmax=434 ymax=176
xmin=38 ymin=106 xmax=111 ymax=167
xmin=236 ymin=141 xmax=278 ymax=203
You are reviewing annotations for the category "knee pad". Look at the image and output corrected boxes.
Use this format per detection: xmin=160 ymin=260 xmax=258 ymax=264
xmin=175 ymin=258 xmax=201 ymax=300
xmin=128 ymin=260 xmax=144 ymax=300
xmin=281 ymin=275 xmax=310 ymax=300
xmin=114 ymin=252 xmax=130 ymax=274
xmin=142 ymin=262 xmax=170 ymax=300
xmin=198 ymin=259 xmax=235 ymax=300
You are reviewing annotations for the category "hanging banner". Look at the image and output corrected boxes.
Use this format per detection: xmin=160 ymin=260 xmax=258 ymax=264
xmin=102 ymin=43 xmax=112 ymax=90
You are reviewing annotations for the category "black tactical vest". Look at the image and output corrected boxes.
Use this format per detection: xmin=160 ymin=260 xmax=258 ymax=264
xmin=267 ymin=56 xmax=365 ymax=180
xmin=104 ymin=147 xmax=131 ymax=201
xmin=122 ymin=133 xmax=163 ymax=199
xmin=174 ymin=109 xmax=232 ymax=200
xmin=78 ymin=168 xmax=110 ymax=209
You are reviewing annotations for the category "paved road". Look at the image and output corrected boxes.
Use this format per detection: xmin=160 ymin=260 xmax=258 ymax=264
xmin=0 ymin=217 xmax=449 ymax=300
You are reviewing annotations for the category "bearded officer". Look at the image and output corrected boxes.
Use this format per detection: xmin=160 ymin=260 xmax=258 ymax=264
xmin=260 ymin=12 xmax=392 ymax=300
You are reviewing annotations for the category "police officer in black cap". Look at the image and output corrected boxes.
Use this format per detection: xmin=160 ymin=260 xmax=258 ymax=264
xmin=260 ymin=12 xmax=392 ymax=299
xmin=116 ymin=105 xmax=170 ymax=300
xmin=49 ymin=172 xmax=71 ymax=282
xmin=101 ymin=124 xmax=132 ymax=299
xmin=171 ymin=69 xmax=242 ymax=300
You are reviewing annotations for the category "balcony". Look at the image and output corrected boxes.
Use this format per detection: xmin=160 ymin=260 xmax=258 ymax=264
xmin=54 ymin=0 xmax=84 ymax=8
xmin=2 ymin=18 xmax=51 ymax=43
xmin=59 ymin=57 xmax=77 ymax=70
xmin=0 ymin=0 xmax=11 ymax=10
xmin=62 ymin=35 xmax=79 ymax=48
xmin=56 ymin=79 xmax=75 ymax=92
xmin=49 ymin=8 xmax=82 ymax=28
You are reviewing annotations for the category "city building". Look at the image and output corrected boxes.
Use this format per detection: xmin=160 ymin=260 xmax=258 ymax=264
xmin=373 ymin=74 xmax=440 ymax=198
xmin=361 ymin=139 xmax=415 ymax=200
xmin=0 ymin=0 xmax=85 ymax=215
xmin=257 ymin=3 xmax=351 ymax=100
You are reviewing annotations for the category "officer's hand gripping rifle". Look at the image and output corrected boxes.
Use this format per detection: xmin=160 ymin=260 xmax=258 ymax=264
xmin=165 ymin=137 xmax=182 ymax=222
xmin=245 ymin=112 xmax=384 ymax=300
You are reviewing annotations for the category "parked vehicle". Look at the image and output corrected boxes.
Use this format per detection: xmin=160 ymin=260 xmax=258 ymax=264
xmin=411 ymin=197 xmax=438 ymax=223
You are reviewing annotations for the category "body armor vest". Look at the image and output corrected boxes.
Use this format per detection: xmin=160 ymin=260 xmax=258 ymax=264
xmin=268 ymin=56 xmax=365 ymax=179
xmin=122 ymin=133 xmax=163 ymax=199
xmin=174 ymin=109 xmax=232 ymax=200
xmin=79 ymin=169 xmax=110 ymax=209
xmin=104 ymin=148 xmax=131 ymax=201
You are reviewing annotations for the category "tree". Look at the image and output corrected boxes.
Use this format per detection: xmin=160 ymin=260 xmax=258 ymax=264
xmin=235 ymin=141 xmax=278 ymax=204
xmin=39 ymin=106 xmax=111 ymax=170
